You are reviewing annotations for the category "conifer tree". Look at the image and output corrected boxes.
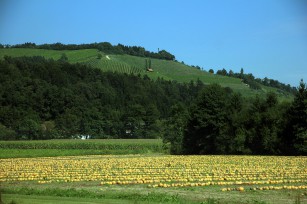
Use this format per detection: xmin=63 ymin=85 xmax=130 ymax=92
xmin=290 ymin=80 xmax=307 ymax=154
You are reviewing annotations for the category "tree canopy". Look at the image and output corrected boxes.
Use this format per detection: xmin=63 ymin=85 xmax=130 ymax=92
xmin=0 ymin=56 xmax=198 ymax=140
xmin=181 ymin=83 xmax=306 ymax=156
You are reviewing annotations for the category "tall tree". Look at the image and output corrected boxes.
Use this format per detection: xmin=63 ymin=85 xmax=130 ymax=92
xmin=182 ymin=84 xmax=229 ymax=154
xmin=282 ymin=80 xmax=307 ymax=155
xmin=240 ymin=68 xmax=244 ymax=78
xmin=163 ymin=103 xmax=188 ymax=154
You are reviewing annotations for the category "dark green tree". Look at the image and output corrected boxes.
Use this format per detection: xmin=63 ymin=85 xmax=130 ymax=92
xmin=0 ymin=123 xmax=16 ymax=140
xmin=55 ymin=112 xmax=80 ymax=138
xmin=240 ymin=68 xmax=244 ymax=78
xmin=16 ymin=118 xmax=42 ymax=140
xmin=163 ymin=104 xmax=188 ymax=154
xmin=158 ymin=50 xmax=175 ymax=60
xmin=227 ymin=93 xmax=251 ymax=154
xmin=242 ymin=93 xmax=282 ymax=155
xmin=41 ymin=121 xmax=58 ymax=139
xmin=122 ymin=104 xmax=146 ymax=138
xmin=143 ymin=104 xmax=160 ymax=138
xmin=282 ymin=80 xmax=307 ymax=155
xmin=182 ymin=84 xmax=229 ymax=154
xmin=228 ymin=70 xmax=234 ymax=77
xmin=216 ymin=68 xmax=227 ymax=76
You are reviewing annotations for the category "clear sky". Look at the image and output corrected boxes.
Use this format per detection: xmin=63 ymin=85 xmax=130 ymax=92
xmin=1 ymin=0 xmax=306 ymax=86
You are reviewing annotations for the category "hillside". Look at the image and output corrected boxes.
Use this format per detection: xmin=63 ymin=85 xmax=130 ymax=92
xmin=0 ymin=52 xmax=305 ymax=155
xmin=0 ymin=48 xmax=293 ymax=99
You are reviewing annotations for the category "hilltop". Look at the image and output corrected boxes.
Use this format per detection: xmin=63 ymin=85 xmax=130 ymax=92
xmin=0 ymin=44 xmax=295 ymax=100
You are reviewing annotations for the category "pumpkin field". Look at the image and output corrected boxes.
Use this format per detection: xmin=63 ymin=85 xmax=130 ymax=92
xmin=1 ymin=153 xmax=306 ymax=203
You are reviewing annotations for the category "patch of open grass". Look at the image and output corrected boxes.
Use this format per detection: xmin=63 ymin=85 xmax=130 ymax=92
xmin=0 ymin=139 xmax=165 ymax=158
xmin=1 ymin=193 xmax=155 ymax=204
xmin=0 ymin=48 xmax=98 ymax=63
xmin=1 ymin=187 xmax=185 ymax=204
xmin=1 ymin=182 xmax=306 ymax=204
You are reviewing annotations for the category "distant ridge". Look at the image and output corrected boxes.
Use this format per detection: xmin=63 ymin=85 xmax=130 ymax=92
xmin=0 ymin=42 xmax=175 ymax=61
xmin=0 ymin=43 xmax=296 ymax=100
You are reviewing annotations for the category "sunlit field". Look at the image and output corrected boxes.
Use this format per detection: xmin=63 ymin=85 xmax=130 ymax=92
xmin=0 ymin=140 xmax=306 ymax=203
xmin=1 ymin=155 xmax=306 ymax=189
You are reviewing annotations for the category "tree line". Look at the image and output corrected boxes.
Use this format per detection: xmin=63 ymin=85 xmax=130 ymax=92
xmin=1 ymin=42 xmax=175 ymax=61
xmin=164 ymin=82 xmax=306 ymax=156
xmin=0 ymin=56 xmax=305 ymax=155
xmin=214 ymin=68 xmax=296 ymax=94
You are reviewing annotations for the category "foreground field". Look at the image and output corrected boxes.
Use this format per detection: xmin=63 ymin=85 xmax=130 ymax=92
xmin=1 ymin=193 xmax=153 ymax=204
xmin=1 ymin=155 xmax=306 ymax=203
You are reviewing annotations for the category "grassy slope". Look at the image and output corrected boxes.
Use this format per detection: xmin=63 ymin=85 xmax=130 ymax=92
xmin=0 ymin=48 xmax=293 ymax=99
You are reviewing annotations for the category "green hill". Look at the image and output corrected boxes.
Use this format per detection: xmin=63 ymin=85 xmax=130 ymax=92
xmin=0 ymin=48 xmax=293 ymax=99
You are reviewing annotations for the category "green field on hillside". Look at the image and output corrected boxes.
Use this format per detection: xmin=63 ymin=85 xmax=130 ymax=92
xmin=0 ymin=48 xmax=98 ymax=63
xmin=0 ymin=48 xmax=293 ymax=99
xmin=87 ymin=58 xmax=144 ymax=74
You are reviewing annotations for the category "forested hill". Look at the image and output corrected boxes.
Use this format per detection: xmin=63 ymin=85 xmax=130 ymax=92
xmin=0 ymin=43 xmax=296 ymax=99
xmin=0 ymin=56 xmax=306 ymax=155
xmin=0 ymin=56 xmax=204 ymax=140
xmin=0 ymin=43 xmax=305 ymax=155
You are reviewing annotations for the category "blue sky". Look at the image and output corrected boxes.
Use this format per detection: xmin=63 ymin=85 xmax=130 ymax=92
xmin=0 ymin=0 xmax=306 ymax=86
